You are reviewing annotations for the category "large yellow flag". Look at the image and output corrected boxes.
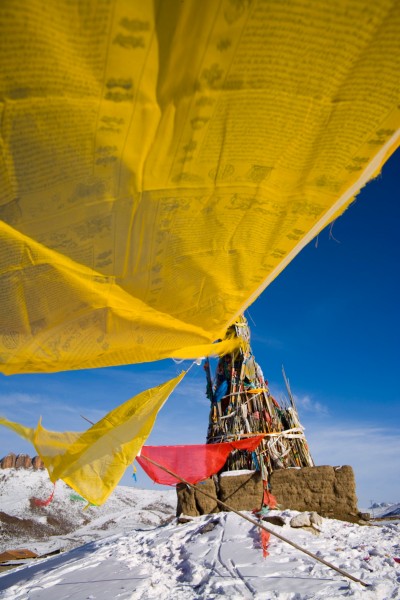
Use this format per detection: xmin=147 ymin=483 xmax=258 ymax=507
xmin=0 ymin=372 xmax=185 ymax=504
xmin=0 ymin=1 xmax=399 ymax=374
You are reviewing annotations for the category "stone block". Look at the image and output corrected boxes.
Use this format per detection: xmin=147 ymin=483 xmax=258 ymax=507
xmin=194 ymin=479 xmax=219 ymax=515
xmin=218 ymin=471 xmax=263 ymax=511
xmin=270 ymin=465 xmax=359 ymax=522
xmin=290 ymin=513 xmax=311 ymax=528
xmin=176 ymin=478 xmax=219 ymax=516
xmin=176 ymin=483 xmax=199 ymax=517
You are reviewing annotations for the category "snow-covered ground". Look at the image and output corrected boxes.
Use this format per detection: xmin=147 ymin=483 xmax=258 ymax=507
xmin=0 ymin=469 xmax=176 ymax=556
xmin=0 ymin=469 xmax=399 ymax=599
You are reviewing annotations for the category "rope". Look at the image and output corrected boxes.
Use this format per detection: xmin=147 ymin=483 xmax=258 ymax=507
xmin=140 ymin=454 xmax=369 ymax=588
xmin=207 ymin=427 xmax=305 ymax=443
xmin=267 ymin=436 xmax=291 ymax=461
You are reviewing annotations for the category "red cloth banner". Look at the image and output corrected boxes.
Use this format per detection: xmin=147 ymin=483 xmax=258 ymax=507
xmin=263 ymin=488 xmax=277 ymax=509
xmin=261 ymin=529 xmax=271 ymax=558
xmin=32 ymin=482 xmax=56 ymax=507
xmin=137 ymin=435 xmax=265 ymax=485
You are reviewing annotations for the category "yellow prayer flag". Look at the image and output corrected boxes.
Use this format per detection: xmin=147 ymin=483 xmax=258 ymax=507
xmin=0 ymin=372 xmax=185 ymax=504
xmin=0 ymin=1 xmax=399 ymax=374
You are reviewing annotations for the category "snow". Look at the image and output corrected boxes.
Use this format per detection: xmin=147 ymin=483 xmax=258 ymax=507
xmin=220 ymin=469 xmax=255 ymax=477
xmin=0 ymin=469 xmax=176 ymax=556
xmin=0 ymin=470 xmax=399 ymax=599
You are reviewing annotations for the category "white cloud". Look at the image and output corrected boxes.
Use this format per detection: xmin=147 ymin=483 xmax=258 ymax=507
xmin=294 ymin=393 xmax=329 ymax=415
xmin=0 ymin=392 xmax=42 ymax=407
xmin=265 ymin=380 xmax=330 ymax=417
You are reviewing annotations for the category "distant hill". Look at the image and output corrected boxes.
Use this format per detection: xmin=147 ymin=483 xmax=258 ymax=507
xmin=369 ymin=502 xmax=400 ymax=519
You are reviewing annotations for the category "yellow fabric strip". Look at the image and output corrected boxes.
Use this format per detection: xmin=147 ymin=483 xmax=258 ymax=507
xmin=0 ymin=1 xmax=399 ymax=374
xmin=0 ymin=371 xmax=185 ymax=504
xmin=0 ymin=219 xmax=240 ymax=373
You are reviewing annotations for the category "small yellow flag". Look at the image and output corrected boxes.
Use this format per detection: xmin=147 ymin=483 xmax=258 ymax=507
xmin=0 ymin=372 xmax=185 ymax=505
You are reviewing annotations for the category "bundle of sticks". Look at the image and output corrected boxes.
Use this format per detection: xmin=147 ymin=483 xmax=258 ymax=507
xmin=205 ymin=316 xmax=314 ymax=478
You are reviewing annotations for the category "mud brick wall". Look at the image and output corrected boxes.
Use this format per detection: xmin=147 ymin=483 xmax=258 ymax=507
xmin=218 ymin=471 xmax=263 ymax=511
xmin=177 ymin=466 xmax=360 ymax=523
xmin=270 ymin=465 xmax=359 ymax=522
xmin=176 ymin=472 xmax=264 ymax=517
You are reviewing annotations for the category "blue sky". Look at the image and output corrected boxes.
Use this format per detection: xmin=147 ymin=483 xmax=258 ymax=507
xmin=0 ymin=148 xmax=399 ymax=508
